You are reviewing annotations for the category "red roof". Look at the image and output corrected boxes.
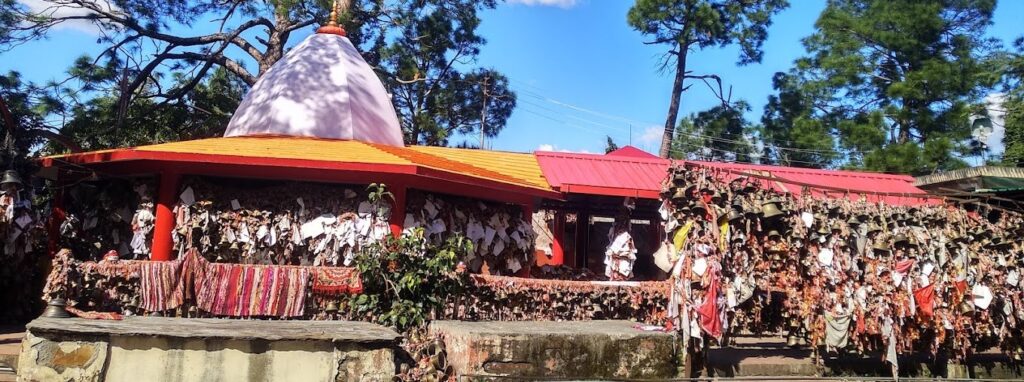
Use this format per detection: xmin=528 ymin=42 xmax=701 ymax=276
xmin=535 ymin=151 xmax=669 ymax=199
xmin=606 ymin=146 xmax=659 ymax=159
xmin=534 ymin=151 xmax=941 ymax=205
xmin=684 ymin=160 xmax=941 ymax=205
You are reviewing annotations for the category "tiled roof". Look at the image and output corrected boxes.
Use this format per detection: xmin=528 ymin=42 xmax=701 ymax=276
xmin=137 ymin=136 xmax=410 ymax=165
xmin=42 ymin=136 xmax=555 ymax=198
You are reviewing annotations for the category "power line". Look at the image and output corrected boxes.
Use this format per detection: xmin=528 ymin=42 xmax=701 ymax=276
xmin=507 ymin=81 xmax=858 ymax=157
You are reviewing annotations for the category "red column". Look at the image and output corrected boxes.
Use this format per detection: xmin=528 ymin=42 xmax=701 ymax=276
xmin=549 ymin=211 xmax=565 ymax=266
xmin=151 ymin=171 xmax=181 ymax=261
xmin=388 ymin=184 xmax=407 ymax=237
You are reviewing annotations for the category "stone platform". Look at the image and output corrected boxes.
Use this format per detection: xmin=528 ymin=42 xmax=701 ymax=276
xmin=18 ymin=317 xmax=400 ymax=382
xmin=430 ymin=320 xmax=677 ymax=380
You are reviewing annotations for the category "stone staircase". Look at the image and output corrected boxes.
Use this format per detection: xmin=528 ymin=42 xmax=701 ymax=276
xmin=705 ymin=336 xmax=1023 ymax=379
xmin=0 ymin=327 xmax=23 ymax=382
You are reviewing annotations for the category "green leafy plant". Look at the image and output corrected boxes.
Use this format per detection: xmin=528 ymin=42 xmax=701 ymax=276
xmin=349 ymin=183 xmax=471 ymax=331
xmin=350 ymin=232 xmax=470 ymax=330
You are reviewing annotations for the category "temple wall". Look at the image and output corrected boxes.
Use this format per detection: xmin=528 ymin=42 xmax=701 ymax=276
xmin=404 ymin=190 xmax=535 ymax=275
xmin=17 ymin=318 xmax=398 ymax=382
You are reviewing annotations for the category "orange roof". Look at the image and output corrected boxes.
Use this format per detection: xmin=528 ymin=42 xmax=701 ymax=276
xmin=43 ymin=136 xmax=555 ymax=199
xmin=136 ymin=136 xmax=411 ymax=165
xmin=404 ymin=146 xmax=550 ymax=190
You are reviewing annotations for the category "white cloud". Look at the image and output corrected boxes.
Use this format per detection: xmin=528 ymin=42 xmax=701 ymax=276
xmin=638 ymin=125 xmax=662 ymax=145
xmin=18 ymin=0 xmax=117 ymax=35
xmin=536 ymin=143 xmax=591 ymax=154
xmin=505 ymin=0 xmax=579 ymax=8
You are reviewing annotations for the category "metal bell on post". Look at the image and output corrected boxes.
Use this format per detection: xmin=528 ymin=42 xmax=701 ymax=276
xmin=0 ymin=170 xmax=22 ymax=188
xmin=43 ymin=298 xmax=71 ymax=318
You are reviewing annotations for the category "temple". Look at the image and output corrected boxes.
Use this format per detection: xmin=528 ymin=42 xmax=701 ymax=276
xmin=26 ymin=13 xmax=1024 ymax=381
xmin=37 ymin=20 xmax=940 ymax=271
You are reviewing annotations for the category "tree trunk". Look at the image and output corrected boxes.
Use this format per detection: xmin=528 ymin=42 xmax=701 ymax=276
xmin=659 ymin=47 xmax=689 ymax=158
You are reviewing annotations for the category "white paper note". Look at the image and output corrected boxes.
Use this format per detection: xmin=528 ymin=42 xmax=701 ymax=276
xmin=179 ymin=187 xmax=196 ymax=206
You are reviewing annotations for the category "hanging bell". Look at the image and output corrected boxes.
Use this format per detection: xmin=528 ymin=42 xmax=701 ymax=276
xmin=325 ymin=300 xmax=339 ymax=313
xmin=672 ymin=172 xmax=687 ymax=186
xmin=0 ymin=170 xmax=23 ymax=188
xmin=786 ymin=334 xmax=799 ymax=347
xmin=690 ymin=202 xmax=707 ymax=217
xmin=42 ymin=298 xmax=71 ymax=318
xmin=761 ymin=200 xmax=784 ymax=219
xmin=1014 ymin=346 xmax=1023 ymax=361
xmin=959 ymin=300 xmax=974 ymax=315
xmin=728 ymin=209 xmax=744 ymax=223
xmin=867 ymin=223 xmax=883 ymax=235
xmin=716 ymin=208 xmax=730 ymax=225
xmin=671 ymin=188 xmax=688 ymax=203
xmin=872 ymin=241 xmax=891 ymax=254
xmin=767 ymin=230 xmax=782 ymax=241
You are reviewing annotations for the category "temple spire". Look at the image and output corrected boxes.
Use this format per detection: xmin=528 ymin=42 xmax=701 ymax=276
xmin=316 ymin=0 xmax=347 ymax=36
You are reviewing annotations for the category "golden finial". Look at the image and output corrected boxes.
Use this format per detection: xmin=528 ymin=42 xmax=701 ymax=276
xmin=317 ymin=0 xmax=347 ymax=36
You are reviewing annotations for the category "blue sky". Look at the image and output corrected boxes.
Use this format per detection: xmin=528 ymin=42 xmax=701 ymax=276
xmin=3 ymin=0 xmax=1023 ymax=157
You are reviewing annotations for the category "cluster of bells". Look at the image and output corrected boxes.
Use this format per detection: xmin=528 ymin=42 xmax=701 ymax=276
xmin=396 ymin=332 xmax=451 ymax=382
xmin=662 ymin=168 xmax=789 ymax=227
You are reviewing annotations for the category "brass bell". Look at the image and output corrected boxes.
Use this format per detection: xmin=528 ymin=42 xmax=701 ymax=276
xmin=671 ymin=188 xmax=688 ymax=202
xmin=716 ymin=208 xmax=730 ymax=225
xmin=0 ymin=169 xmax=23 ymax=188
xmin=325 ymin=300 xmax=339 ymax=313
xmin=786 ymin=334 xmax=798 ymax=347
xmin=959 ymin=300 xmax=974 ymax=315
xmin=672 ymin=172 xmax=687 ymax=186
xmin=767 ymin=230 xmax=782 ymax=241
xmin=1014 ymin=346 xmax=1023 ymax=361
xmin=817 ymin=224 xmax=830 ymax=235
xmin=689 ymin=202 xmax=707 ymax=216
xmin=893 ymin=234 xmax=908 ymax=246
xmin=42 ymin=298 xmax=71 ymax=318
xmin=728 ymin=209 xmax=744 ymax=223
xmin=761 ymin=200 xmax=784 ymax=219
xmin=872 ymin=241 xmax=891 ymax=254
xmin=831 ymin=221 xmax=844 ymax=232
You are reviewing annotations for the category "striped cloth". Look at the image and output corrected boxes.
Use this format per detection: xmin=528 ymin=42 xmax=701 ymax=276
xmin=196 ymin=262 xmax=309 ymax=317
xmin=139 ymin=259 xmax=184 ymax=312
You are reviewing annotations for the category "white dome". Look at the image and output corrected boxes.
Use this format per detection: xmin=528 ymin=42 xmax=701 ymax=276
xmin=225 ymin=33 xmax=405 ymax=146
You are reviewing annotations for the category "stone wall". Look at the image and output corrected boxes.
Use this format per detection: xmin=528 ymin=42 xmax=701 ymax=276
xmin=17 ymin=317 xmax=398 ymax=382
xmin=430 ymin=320 xmax=677 ymax=380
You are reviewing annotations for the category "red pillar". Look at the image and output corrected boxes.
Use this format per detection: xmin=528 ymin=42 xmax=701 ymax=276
xmin=549 ymin=211 xmax=565 ymax=266
xmin=388 ymin=184 xmax=407 ymax=237
xmin=151 ymin=171 xmax=181 ymax=261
